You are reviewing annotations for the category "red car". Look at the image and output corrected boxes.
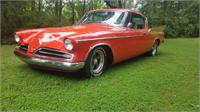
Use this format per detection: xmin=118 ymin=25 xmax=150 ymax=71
xmin=14 ymin=8 xmax=164 ymax=77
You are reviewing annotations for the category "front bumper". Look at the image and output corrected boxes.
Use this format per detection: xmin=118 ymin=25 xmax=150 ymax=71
xmin=14 ymin=50 xmax=85 ymax=71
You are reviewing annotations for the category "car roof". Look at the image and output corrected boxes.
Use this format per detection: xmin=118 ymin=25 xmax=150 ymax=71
xmin=94 ymin=8 xmax=145 ymax=17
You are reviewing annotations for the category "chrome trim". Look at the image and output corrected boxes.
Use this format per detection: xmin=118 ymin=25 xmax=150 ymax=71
xmin=35 ymin=47 xmax=68 ymax=54
xmin=19 ymin=44 xmax=29 ymax=52
xmin=20 ymin=47 xmax=27 ymax=51
xmin=14 ymin=50 xmax=84 ymax=71
xmin=90 ymin=48 xmax=105 ymax=76
xmin=35 ymin=47 xmax=74 ymax=60
xmin=76 ymin=35 xmax=144 ymax=42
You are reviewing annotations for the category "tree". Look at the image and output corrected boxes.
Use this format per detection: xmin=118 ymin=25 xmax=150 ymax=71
xmin=68 ymin=0 xmax=75 ymax=24
xmin=58 ymin=0 xmax=63 ymax=22
xmin=38 ymin=0 xmax=42 ymax=12
xmin=82 ymin=0 xmax=86 ymax=15
xmin=139 ymin=0 xmax=199 ymax=38
xmin=104 ymin=0 xmax=123 ymax=8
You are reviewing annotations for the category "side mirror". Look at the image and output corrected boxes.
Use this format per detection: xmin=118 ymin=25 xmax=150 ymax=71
xmin=127 ymin=22 xmax=133 ymax=28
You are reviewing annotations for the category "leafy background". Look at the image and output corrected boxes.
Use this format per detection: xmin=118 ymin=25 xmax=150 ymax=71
xmin=1 ymin=0 xmax=199 ymax=111
xmin=1 ymin=0 xmax=199 ymax=44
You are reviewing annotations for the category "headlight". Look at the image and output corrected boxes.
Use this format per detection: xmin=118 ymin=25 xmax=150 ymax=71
xmin=15 ymin=34 xmax=20 ymax=43
xmin=64 ymin=39 xmax=73 ymax=50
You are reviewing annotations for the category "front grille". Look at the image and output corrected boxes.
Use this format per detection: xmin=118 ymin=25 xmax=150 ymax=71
xmin=35 ymin=48 xmax=72 ymax=59
xmin=19 ymin=44 xmax=28 ymax=52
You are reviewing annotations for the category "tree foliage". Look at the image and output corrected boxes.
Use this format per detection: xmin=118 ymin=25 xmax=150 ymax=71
xmin=139 ymin=0 xmax=199 ymax=38
xmin=1 ymin=0 xmax=199 ymax=43
xmin=1 ymin=0 xmax=106 ymax=43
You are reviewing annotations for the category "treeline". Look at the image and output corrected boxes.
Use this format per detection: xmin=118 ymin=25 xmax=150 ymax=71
xmin=1 ymin=0 xmax=199 ymax=44
xmin=1 ymin=0 xmax=107 ymax=43
xmin=139 ymin=0 xmax=199 ymax=38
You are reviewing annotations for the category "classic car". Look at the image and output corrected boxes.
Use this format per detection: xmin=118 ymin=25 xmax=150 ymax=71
xmin=14 ymin=8 xmax=164 ymax=77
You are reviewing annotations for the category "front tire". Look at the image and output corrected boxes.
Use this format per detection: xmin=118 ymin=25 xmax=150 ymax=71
xmin=82 ymin=47 xmax=107 ymax=77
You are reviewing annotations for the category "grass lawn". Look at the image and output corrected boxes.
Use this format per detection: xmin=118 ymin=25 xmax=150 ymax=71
xmin=1 ymin=39 xmax=199 ymax=111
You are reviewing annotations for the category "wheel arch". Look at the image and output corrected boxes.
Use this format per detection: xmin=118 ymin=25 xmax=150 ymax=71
xmin=85 ymin=43 xmax=114 ymax=66
xmin=153 ymin=37 xmax=161 ymax=46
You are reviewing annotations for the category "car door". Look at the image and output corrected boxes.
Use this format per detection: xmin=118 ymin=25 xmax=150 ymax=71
xmin=123 ymin=12 xmax=150 ymax=57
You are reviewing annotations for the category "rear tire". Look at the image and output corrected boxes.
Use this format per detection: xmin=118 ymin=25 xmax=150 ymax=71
xmin=82 ymin=47 xmax=107 ymax=77
xmin=148 ymin=40 xmax=159 ymax=56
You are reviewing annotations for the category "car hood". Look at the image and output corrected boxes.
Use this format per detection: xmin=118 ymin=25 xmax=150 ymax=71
xmin=16 ymin=24 xmax=123 ymax=52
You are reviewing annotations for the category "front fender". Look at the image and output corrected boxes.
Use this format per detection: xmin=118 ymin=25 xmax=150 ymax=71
xmin=72 ymin=40 xmax=114 ymax=63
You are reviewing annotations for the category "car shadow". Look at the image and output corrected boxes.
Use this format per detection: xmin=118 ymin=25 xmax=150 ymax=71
xmin=107 ymin=54 xmax=148 ymax=71
xmin=28 ymin=65 xmax=88 ymax=80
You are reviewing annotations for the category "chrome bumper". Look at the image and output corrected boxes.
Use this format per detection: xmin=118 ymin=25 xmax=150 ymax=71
xmin=14 ymin=50 xmax=85 ymax=71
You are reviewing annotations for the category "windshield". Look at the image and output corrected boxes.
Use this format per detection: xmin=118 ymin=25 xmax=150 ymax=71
xmin=78 ymin=11 xmax=126 ymax=26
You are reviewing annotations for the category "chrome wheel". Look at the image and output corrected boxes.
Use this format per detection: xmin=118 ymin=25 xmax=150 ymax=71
xmin=152 ymin=41 xmax=158 ymax=56
xmin=90 ymin=48 xmax=105 ymax=76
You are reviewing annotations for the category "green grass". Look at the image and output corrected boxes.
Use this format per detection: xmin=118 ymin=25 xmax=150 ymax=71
xmin=1 ymin=39 xmax=199 ymax=111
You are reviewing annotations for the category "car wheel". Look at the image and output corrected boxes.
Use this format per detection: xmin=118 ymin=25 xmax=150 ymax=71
xmin=149 ymin=40 xmax=159 ymax=56
xmin=82 ymin=47 xmax=107 ymax=77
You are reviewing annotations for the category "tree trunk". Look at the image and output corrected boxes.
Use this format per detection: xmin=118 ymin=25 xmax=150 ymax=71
xmin=55 ymin=1 xmax=58 ymax=16
xmin=31 ymin=0 xmax=35 ymax=11
xmin=104 ymin=0 xmax=116 ymax=8
xmin=82 ymin=0 xmax=86 ymax=15
xmin=38 ymin=0 xmax=42 ymax=12
xmin=118 ymin=0 xmax=122 ymax=8
xmin=58 ymin=0 xmax=63 ymax=22
xmin=69 ymin=0 xmax=75 ymax=24
xmin=123 ymin=0 xmax=126 ymax=8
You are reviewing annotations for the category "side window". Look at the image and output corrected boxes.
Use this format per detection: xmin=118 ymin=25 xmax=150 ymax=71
xmin=129 ymin=13 xmax=145 ymax=29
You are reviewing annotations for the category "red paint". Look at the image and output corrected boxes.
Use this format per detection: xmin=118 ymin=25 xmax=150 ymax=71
xmin=14 ymin=9 xmax=164 ymax=65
